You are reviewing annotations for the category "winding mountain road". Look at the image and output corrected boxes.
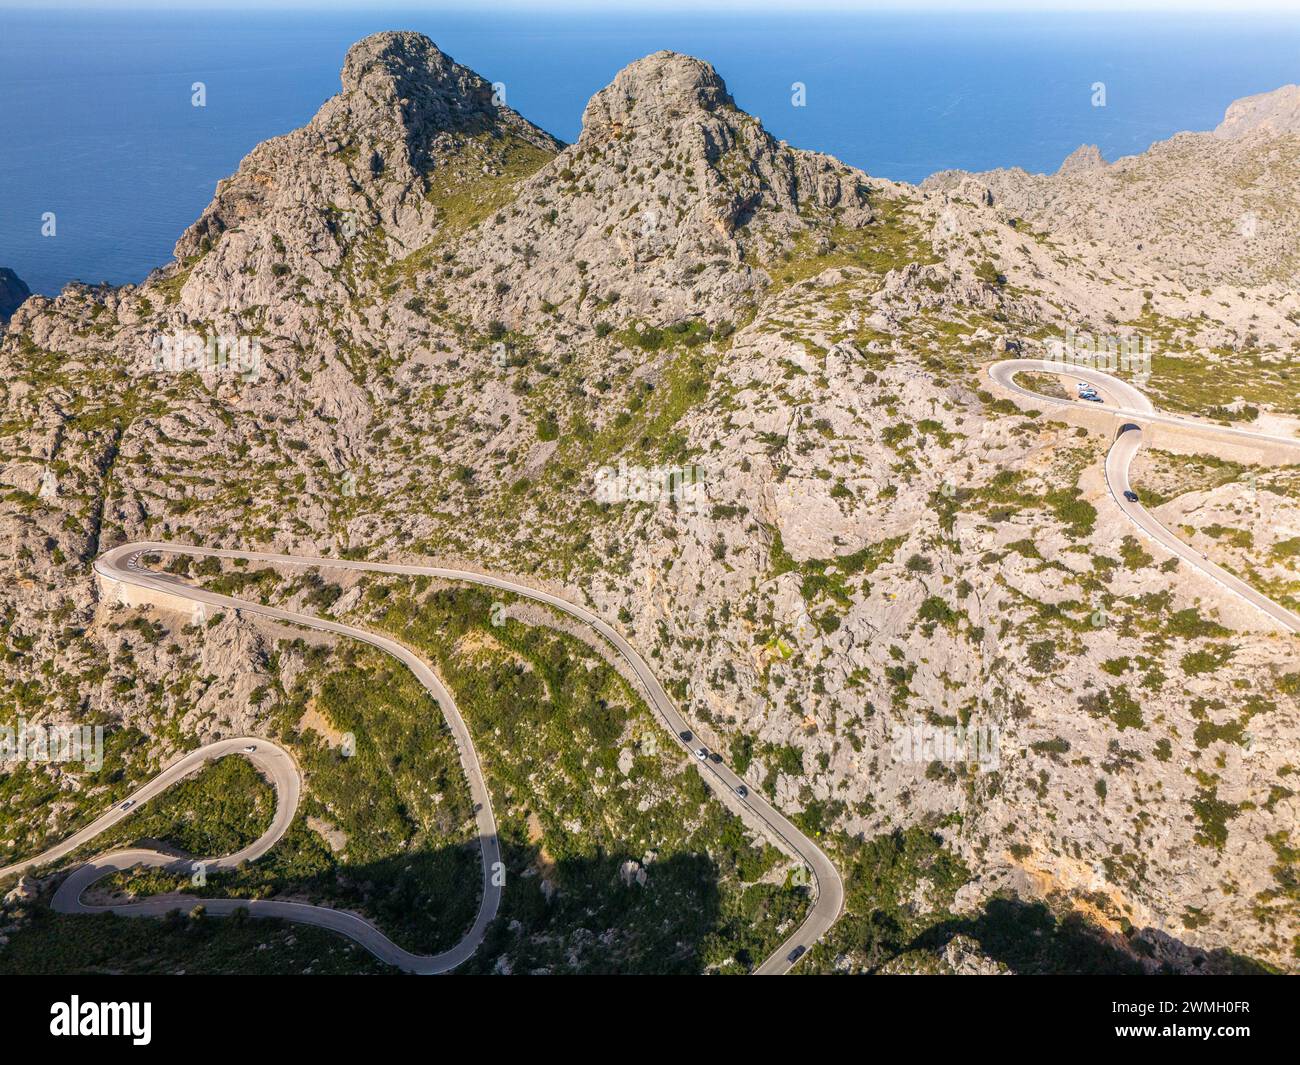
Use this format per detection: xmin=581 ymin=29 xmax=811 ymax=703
xmin=9 ymin=361 xmax=1289 ymax=974
xmin=989 ymin=358 xmax=1300 ymax=635
xmin=1 ymin=541 xmax=843 ymax=974
xmin=0 ymin=737 xmax=298 ymax=882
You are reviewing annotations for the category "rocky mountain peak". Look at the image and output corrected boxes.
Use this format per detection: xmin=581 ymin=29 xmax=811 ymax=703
xmin=1214 ymin=83 xmax=1300 ymax=139
xmin=579 ymin=50 xmax=736 ymax=142
xmin=340 ymin=30 xmax=451 ymax=95
xmin=448 ymin=48 xmax=875 ymax=328
xmin=1056 ymin=144 xmax=1106 ymax=175
xmin=167 ymin=32 xmax=560 ymax=314
xmin=337 ymin=31 xmax=536 ymax=150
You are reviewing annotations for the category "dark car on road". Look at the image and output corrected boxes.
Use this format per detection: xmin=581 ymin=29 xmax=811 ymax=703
xmin=1123 ymin=490 xmax=1139 ymax=502
xmin=787 ymin=945 xmax=806 ymax=963
xmin=736 ymin=784 xmax=749 ymax=798
xmin=679 ymin=730 xmax=692 ymax=742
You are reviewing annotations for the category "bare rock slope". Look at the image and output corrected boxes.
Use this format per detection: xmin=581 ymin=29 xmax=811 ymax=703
xmin=0 ymin=268 xmax=30 ymax=323
xmin=924 ymin=84 xmax=1300 ymax=289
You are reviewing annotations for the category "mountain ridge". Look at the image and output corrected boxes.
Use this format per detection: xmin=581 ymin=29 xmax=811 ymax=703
xmin=923 ymin=82 xmax=1300 ymax=288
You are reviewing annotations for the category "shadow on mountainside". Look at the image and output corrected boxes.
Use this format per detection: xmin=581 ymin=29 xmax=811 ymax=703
xmin=461 ymin=838 xmax=807 ymax=975
xmin=905 ymin=896 xmax=1277 ymax=975
xmin=0 ymin=839 xmax=803 ymax=975
xmin=800 ymin=828 xmax=1279 ymax=976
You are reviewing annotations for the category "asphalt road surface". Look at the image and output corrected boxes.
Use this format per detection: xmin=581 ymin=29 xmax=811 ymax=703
xmin=990 ymin=359 xmax=1300 ymax=635
xmin=1 ymin=542 xmax=844 ymax=974
xmin=989 ymin=358 xmax=1300 ymax=451
xmin=0 ymin=737 xmax=298 ymax=881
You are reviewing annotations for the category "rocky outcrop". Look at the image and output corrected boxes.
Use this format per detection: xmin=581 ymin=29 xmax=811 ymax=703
xmin=451 ymin=50 xmax=876 ymax=327
xmin=579 ymin=50 xmax=737 ymax=135
xmin=923 ymin=85 xmax=1300 ymax=288
xmin=0 ymin=268 xmax=31 ymax=322
xmin=1055 ymin=144 xmax=1105 ymax=175
xmin=1214 ymin=83 xmax=1300 ymax=139
xmin=167 ymin=31 xmax=562 ymax=317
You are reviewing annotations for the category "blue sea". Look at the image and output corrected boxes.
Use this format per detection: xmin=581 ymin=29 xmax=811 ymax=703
xmin=2 ymin=6 xmax=1298 ymax=296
